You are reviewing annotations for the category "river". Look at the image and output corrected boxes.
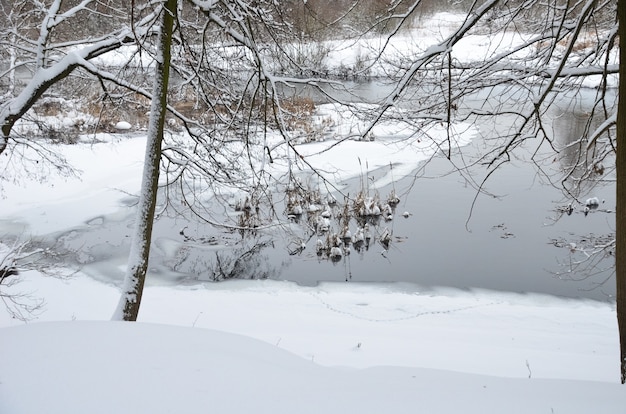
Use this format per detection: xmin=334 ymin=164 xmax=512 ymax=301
xmin=38 ymin=82 xmax=612 ymax=302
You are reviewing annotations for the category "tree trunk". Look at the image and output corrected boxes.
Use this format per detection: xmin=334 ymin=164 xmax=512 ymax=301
xmin=112 ymin=0 xmax=177 ymax=321
xmin=617 ymin=0 xmax=626 ymax=384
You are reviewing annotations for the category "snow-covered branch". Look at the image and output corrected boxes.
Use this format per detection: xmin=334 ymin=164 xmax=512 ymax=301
xmin=0 ymin=5 xmax=162 ymax=154
xmin=362 ymin=0 xmax=501 ymax=138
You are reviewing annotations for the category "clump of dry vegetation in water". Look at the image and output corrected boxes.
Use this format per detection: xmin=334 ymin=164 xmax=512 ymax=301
xmin=281 ymin=175 xmax=402 ymax=263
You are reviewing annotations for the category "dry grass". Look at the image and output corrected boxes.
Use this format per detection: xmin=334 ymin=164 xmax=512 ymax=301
xmin=278 ymin=97 xmax=317 ymax=134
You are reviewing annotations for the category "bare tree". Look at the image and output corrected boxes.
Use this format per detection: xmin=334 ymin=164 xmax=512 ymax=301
xmin=0 ymin=0 xmax=356 ymax=320
xmin=112 ymin=0 xmax=177 ymax=321
xmin=0 ymin=0 xmax=156 ymax=154
xmin=363 ymin=0 xmax=619 ymax=380
xmin=0 ymin=237 xmax=78 ymax=321
xmin=0 ymin=240 xmax=41 ymax=321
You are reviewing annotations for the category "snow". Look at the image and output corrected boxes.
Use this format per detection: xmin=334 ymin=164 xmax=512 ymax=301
xmin=0 ymin=9 xmax=623 ymax=414
xmin=0 ymin=108 xmax=473 ymax=236
xmin=0 ymin=135 xmax=145 ymax=234
xmin=1 ymin=128 xmax=622 ymax=412
xmin=114 ymin=120 xmax=132 ymax=130
xmin=5 ymin=322 xmax=624 ymax=414
xmin=292 ymin=104 xmax=476 ymax=188
xmin=88 ymin=11 xmax=617 ymax=89
xmin=0 ymin=273 xmax=624 ymax=413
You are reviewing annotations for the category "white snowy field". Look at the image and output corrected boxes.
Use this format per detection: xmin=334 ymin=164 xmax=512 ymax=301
xmin=0 ymin=272 xmax=624 ymax=413
xmin=97 ymin=11 xmax=618 ymax=88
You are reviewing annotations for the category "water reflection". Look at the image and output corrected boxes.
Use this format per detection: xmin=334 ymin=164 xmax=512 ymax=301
xmin=0 ymin=82 xmax=616 ymax=300
xmin=550 ymin=106 xmax=614 ymax=199
xmin=40 ymin=208 xmax=284 ymax=287
xmin=161 ymin=236 xmax=279 ymax=283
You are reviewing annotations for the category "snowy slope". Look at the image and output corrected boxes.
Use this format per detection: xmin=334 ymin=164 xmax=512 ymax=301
xmin=1 ymin=318 xmax=624 ymax=414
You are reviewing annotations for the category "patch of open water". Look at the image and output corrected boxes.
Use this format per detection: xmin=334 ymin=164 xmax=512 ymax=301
xmin=29 ymin=122 xmax=614 ymax=302
xmin=1 ymin=84 xmax=616 ymax=301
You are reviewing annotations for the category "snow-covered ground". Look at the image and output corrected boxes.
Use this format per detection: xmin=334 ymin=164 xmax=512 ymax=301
xmin=0 ymin=272 xmax=623 ymax=413
xmin=0 ymin=127 xmax=623 ymax=413
xmin=0 ymin=11 xmax=623 ymax=413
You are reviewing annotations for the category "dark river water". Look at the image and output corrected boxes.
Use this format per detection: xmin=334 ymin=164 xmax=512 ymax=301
xmin=5 ymin=83 xmax=616 ymax=302
xmin=257 ymin=85 xmax=617 ymax=300
xmin=269 ymin=137 xmax=615 ymax=300
xmin=69 ymin=130 xmax=614 ymax=301
xmin=63 ymin=87 xmax=616 ymax=302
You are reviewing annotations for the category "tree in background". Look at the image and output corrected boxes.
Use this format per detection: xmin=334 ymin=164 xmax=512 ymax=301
xmin=0 ymin=0 xmax=143 ymax=153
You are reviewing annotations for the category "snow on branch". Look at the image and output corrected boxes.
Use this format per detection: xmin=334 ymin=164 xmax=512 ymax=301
xmin=362 ymin=0 xmax=501 ymax=138
xmin=586 ymin=112 xmax=617 ymax=152
xmin=0 ymin=6 xmax=162 ymax=152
